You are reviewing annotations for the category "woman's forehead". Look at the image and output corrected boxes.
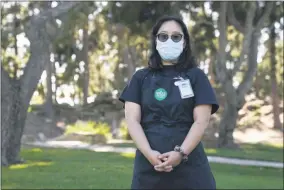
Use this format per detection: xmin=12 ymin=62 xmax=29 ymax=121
xmin=158 ymin=20 xmax=183 ymax=34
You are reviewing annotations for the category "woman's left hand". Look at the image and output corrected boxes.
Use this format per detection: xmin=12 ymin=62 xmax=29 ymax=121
xmin=154 ymin=151 xmax=182 ymax=171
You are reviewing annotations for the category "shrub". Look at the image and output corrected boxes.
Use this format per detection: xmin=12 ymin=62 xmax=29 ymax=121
xmin=65 ymin=120 xmax=111 ymax=140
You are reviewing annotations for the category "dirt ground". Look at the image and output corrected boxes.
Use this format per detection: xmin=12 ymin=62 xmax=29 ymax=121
xmin=233 ymin=127 xmax=283 ymax=145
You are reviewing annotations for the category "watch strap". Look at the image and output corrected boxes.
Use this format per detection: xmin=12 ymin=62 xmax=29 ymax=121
xmin=174 ymin=145 xmax=188 ymax=162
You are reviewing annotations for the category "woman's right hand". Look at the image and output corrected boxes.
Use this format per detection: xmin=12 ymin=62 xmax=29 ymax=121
xmin=144 ymin=149 xmax=173 ymax=172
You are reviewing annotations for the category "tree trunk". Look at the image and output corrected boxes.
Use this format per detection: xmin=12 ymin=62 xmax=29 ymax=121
xmin=1 ymin=72 xmax=27 ymax=166
xmin=53 ymin=59 xmax=58 ymax=104
xmin=254 ymin=70 xmax=261 ymax=98
xmin=82 ymin=23 xmax=89 ymax=105
xmin=236 ymin=32 xmax=260 ymax=106
xmin=44 ymin=59 xmax=54 ymax=119
xmin=13 ymin=13 xmax=19 ymax=79
xmin=269 ymin=21 xmax=282 ymax=130
xmin=217 ymin=79 xmax=239 ymax=148
xmin=208 ymin=56 xmax=215 ymax=86
xmin=218 ymin=32 xmax=261 ymax=148
xmin=123 ymin=46 xmax=137 ymax=140
xmin=124 ymin=47 xmax=136 ymax=79
xmin=215 ymin=2 xmax=273 ymax=148
xmin=111 ymin=112 xmax=120 ymax=139
xmin=1 ymin=2 xmax=80 ymax=166
xmin=1 ymin=20 xmax=51 ymax=166
xmin=218 ymin=100 xmax=239 ymax=148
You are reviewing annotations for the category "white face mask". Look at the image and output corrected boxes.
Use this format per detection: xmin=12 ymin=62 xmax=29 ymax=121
xmin=156 ymin=39 xmax=184 ymax=62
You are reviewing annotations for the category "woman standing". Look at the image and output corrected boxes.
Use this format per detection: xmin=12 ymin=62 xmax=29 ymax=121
xmin=119 ymin=15 xmax=219 ymax=189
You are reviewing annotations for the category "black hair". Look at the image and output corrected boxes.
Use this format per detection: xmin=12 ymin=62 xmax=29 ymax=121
xmin=148 ymin=15 xmax=198 ymax=71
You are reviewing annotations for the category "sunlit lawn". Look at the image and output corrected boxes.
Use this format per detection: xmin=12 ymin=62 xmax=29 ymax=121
xmin=108 ymin=141 xmax=284 ymax=162
xmin=205 ymin=143 xmax=283 ymax=162
xmin=2 ymin=147 xmax=283 ymax=189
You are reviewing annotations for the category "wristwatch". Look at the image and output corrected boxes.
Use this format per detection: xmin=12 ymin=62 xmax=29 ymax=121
xmin=174 ymin=145 xmax=188 ymax=162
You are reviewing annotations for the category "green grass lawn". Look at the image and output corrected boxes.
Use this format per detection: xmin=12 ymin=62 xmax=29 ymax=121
xmin=2 ymin=147 xmax=283 ymax=189
xmin=108 ymin=141 xmax=284 ymax=162
xmin=204 ymin=143 xmax=283 ymax=162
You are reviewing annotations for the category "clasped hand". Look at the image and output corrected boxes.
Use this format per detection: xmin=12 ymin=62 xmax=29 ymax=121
xmin=146 ymin=150 xmax=183 ymax=172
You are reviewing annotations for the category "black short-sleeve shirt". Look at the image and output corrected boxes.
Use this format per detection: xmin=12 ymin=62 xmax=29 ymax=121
xmin=119 ymin=66 xmax=219 ymax=124
xmin=118 ymin=68 xmax=149 ymax=106
xmin=188 ymin=67 xmax=219 ymax=114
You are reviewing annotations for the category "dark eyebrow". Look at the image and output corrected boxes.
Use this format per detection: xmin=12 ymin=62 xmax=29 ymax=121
xmin=172 ymin=31 xmax=183 ymax=35
xmin=158 ymin=30 xmax=183 ymax=35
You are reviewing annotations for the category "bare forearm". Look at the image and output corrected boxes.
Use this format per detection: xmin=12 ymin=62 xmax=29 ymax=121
xmin=180 ymin=120 xmax=209 ymax=155
xmin=127 ymin=120 xmax=152 ymax=156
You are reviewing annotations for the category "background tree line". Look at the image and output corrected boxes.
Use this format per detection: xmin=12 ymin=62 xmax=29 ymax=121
xmin=1 ymin=1 xmax=283 ymax=166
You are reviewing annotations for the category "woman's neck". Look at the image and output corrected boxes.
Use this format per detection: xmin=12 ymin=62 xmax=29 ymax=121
xmin=162 ymin=58 xmax=179 ymax=65
xmin=162 ymin=61 xmax=174 ymax=66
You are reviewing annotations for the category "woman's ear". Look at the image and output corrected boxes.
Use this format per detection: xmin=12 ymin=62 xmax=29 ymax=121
xmin=183 ymin=41 xmax=186 ymax=48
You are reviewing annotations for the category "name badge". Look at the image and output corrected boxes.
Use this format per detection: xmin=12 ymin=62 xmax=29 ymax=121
xmin=174 ymin=79 xmax=194 ymax=99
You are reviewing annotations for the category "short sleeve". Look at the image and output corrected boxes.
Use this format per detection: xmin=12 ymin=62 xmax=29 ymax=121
xmin=192 ymin=68 xmax=219 ymax=114
xmin=118 ymin=71 xmax=142 ymax=106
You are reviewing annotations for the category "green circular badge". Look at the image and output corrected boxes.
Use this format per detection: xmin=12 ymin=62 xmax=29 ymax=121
xmin=154 ymin=88 xmax=167 ymax=101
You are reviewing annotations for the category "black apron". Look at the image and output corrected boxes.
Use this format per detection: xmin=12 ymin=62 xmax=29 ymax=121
xmin=131 ymin=70 xmax=216 ymax=189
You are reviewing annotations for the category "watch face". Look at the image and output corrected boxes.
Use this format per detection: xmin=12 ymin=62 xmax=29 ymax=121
xmin=174 ymin=145 xmax=181 ymax=151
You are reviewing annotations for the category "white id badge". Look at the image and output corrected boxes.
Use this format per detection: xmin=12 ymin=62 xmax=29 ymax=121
xmin=177 ymin=79 xmax=194 ymax=99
